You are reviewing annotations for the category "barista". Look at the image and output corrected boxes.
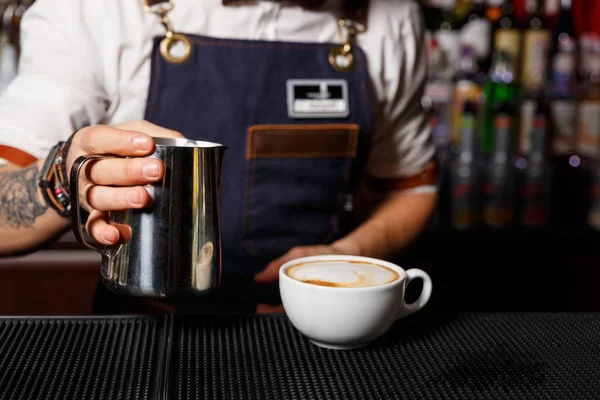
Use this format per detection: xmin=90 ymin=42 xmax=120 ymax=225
xmin=0 ymin=0 xmax=437 ymax=314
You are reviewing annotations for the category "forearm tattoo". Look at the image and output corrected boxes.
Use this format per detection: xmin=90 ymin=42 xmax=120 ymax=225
xmin=0 ymin=164 xmax=48 ymax=229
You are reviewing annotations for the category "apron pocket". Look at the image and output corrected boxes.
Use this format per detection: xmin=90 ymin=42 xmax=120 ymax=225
xmin=243 ymin=124 xmax=360 ymax=259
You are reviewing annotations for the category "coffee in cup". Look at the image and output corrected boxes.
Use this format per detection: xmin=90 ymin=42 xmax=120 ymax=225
xmin=279 ymin=255 xmax=432 ymax=350
xmin=286 ymin=259 xmax=399 ymax=288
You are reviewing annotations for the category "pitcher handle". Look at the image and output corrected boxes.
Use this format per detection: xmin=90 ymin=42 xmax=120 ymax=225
xmin=69 ymin=155 xmax=116 ymax=258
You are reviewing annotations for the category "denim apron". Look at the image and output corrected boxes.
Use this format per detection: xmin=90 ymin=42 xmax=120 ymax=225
xmin=94 ymin=5 xmax=375 ymax=314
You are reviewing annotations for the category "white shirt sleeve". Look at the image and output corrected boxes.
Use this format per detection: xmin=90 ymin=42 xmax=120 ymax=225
xmin=0 ymin=0 xmax=108 ymax=160
xmin=363 ymin=2 xmax=436 ymax=188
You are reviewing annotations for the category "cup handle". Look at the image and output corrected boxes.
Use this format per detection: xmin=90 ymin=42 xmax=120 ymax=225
xmin=397 ymin=268 xmax=433 ymax=319
xmin=69 ymin=155 xmax=117 ymax=259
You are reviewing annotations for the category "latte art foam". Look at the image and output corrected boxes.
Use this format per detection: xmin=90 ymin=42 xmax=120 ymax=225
xmin=286 ymin=260 xmax=400 ymax=288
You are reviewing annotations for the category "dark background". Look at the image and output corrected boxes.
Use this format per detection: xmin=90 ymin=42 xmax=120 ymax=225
xmin=405 ymin=0 xmax=600 ymax=313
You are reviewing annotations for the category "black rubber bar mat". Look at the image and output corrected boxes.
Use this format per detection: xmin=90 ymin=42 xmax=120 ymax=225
xmin=171 ymin=313 xmax=600 ymax=400
xmin=0 ymin=316 xmax=168 ymax=400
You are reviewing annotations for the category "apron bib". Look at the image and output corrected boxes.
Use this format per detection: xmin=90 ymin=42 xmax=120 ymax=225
xmin=144 ymin=33 xmax=374 ymax=274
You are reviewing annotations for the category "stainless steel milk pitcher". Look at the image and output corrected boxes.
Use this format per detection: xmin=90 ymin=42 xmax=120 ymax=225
xmin=70 ymin=137 xmax=227 ymax=299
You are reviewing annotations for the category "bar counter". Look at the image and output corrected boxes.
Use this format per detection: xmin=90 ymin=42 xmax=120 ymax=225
xmin=0 ymin=312 xmax=598 ymax=399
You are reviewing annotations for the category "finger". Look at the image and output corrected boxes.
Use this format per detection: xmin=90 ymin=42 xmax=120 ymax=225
xmin=110 ymin=221 xmax=133 ymax=244
xmin=86 ymin=157 xmax=164 ymax=186
xmin=255 ymin=247 xmax=310 ymax=283
xmin=254 ymin=256 xmax=290 ymax=284
xmin=255 ymin=246 xmax=338 ymax=283
xmin=75 ymin=125 xmax=155 ymax=157
xmin=86 ymin=210 xmax=119 ymax=245
xmin=256 ymin=304 xmax=285 ymax=314
xmin=113 ymin=120 xmax=185 ymax=139
xmin=86 ymin=185 xmax=152 ymax=211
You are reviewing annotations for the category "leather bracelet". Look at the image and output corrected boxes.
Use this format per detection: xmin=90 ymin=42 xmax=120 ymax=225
xmin=52 ymin=143 xmax=71 ymax=214
xmin=39 ymin=142 xmax=70 ymax=218
xmin=59 ymin=131 xmax=76 ymax=192
xmin=50 ymin=131 xmax=77 ymax=216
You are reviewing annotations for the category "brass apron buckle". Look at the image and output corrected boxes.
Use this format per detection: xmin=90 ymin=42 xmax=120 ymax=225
xmin=144 ymin=0 xmax=192 ymax=65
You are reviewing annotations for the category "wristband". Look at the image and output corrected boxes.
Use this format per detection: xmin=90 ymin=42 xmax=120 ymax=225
xmin=39 ymin=135 xmax=76 ymax=219
xmin=39 ymin=142 xmax=70 ymax=217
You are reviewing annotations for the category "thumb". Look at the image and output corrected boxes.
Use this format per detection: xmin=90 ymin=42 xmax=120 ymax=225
xmin=113 ymin=120 xmax=185 ymax=139
xmin=255 ymin=247 xmax=308 ymax=283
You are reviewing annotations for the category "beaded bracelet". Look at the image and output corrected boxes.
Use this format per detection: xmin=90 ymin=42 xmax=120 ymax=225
xmin=52 ymin=142 xmax=70 ymax=213
xmin=38 ymin=133 xmax=75 ymax=218
xmin=39 ymin=142 xmax=69 ymax=218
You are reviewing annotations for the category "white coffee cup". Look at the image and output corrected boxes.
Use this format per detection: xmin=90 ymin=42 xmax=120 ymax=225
xmin=279 ymin=255 xmax=432 ymax=350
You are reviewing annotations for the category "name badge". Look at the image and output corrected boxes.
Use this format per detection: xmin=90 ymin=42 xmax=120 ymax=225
xmin=286 ymin=80 xmax=349 ymax=119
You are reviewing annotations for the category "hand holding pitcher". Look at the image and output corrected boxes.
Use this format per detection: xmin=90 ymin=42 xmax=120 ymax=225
xmin=65 ymin=120 xmax=184 ymax=245
xmin=68 ymin=122 xmax=227 ymax=299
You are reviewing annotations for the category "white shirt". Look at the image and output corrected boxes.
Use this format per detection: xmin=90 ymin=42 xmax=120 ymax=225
xmin=0 ymin=0 xmax=435 ymax=186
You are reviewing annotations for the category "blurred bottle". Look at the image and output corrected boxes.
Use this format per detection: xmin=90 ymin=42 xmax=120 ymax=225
xmin=451 ymin=46 xmax=482 ymax=144
xmin=466 ymin=0 xmax=488 ymax=27
xmin=493 ymin=0 xmax=522 ymax=78
xmin=424 ymin=0 xmax=463 ymax=83
xmin=576 ymin=39 xmax=600 ymax=159
xmin=424 ymin=38 xmax=454 ymax=165
xmin=483 ymin=102 xmax=516 ymax=229
xmin=549 ymin=0 xmax=578 ymax=156
xmin=420 ymin=0 xmax=472 ymax=30
xmin=460 ymin=0 xmax=492 ymax=77
xmin=543 ymin=0 xmax=561 ymax=27
xmin=520 ymin=0 xmax=551 ymax=94
xmin=485 ymin=0 xmax=504 ymax=23
xmin=552 ymin=0 xmax=576 ymax=56
xmin=518 ymin=0 xmax=551 ymax=156
xmin=421 ymin=0 xmax=457 ymax=32
xmin=420 ymin=0 xmax=463 ymax=230
xmin=521 ymin=99 xmax=552 ymax=228
xmin=451 ymin=101 xmax=480 ymax=230
xmin=482 ymin=50 xmax=518 ymax=153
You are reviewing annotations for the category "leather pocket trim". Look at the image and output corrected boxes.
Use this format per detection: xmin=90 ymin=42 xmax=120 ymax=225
xmin=246 ymin=124 xmax=360 ymax=160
